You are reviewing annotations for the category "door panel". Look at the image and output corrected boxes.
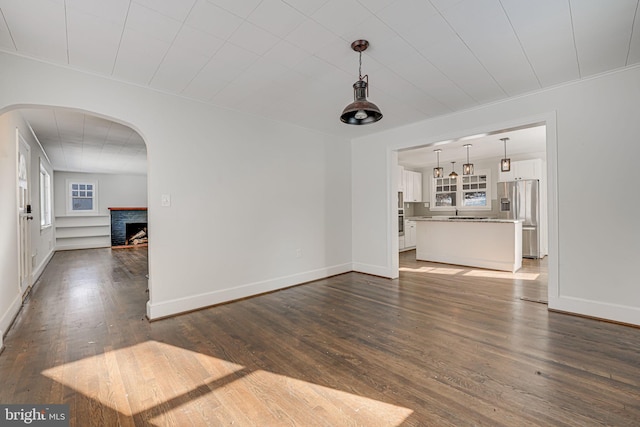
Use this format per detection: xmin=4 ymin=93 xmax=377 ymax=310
xmin=18 ymin=130 xmax=32 ymax=295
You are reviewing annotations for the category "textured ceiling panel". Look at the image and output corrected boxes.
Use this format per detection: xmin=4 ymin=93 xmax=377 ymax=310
xmin=2 ymin=0 xmax=638 ymax=173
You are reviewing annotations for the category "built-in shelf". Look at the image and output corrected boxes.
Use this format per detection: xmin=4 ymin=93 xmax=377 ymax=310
xmin=55 ymin=214 xmax=112 ymax=250
xmin=56 ymin=224 xmax=110 ymax=229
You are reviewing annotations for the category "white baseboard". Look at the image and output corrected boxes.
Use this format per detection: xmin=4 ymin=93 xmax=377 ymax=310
xmin=352 ymin=262 xmax=397 ymax=279
xmin=549 ymin=295 xmax=640 ymax=326
xmin=0 ymin=293 xmax=22 ymax=350
xmin=147 ymin=263 xmax=352 ymax=320
xmin=32 ymin=249 xmax=54 ymax=284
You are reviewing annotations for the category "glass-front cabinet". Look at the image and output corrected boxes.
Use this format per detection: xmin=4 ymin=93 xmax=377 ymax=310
xmin=431 ymin=170 xmax=491 ymax=211
xmin=434 ymin=177 xmax=457 ymax=208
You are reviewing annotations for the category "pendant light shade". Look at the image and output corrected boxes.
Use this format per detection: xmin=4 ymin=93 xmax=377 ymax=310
xmin=340 ymin=40 xmax=383 ymax=125
xmin=501 ymin=137 xmax=511 ymax=172
xmin=433 ymin=149 xmax=443 ymax=178
xmin=449 ymin=161 xmax=458 ymax=178
xmin=463 ymin=144 xmax=474 ymax=175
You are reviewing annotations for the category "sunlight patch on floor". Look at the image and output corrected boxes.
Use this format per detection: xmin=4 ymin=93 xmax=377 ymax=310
xmin=42 ymin=340 xmax=245 ymax=417
xmin=399 ymin=266 xmax=464 ymax=275
xmin=151 ymin=370 xmax=413 ymax=425
xmin=464 ymin=270 xmax=539 ymax=280
xmin=42 ymin=340 xmax=413 ymax=425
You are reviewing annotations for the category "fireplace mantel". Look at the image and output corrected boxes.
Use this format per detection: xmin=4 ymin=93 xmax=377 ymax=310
xmin=108 ymin=207 xmax=147 ymax=211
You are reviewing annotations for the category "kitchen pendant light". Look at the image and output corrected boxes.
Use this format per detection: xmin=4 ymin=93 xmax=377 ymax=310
xmin=340 ymin=40 xmax=383 ymax=125
xmin=433 ymin=149 xmax=443 ymax=178
xmin=463 ymin=144 xmax=474 ymax=175
xmin=449 ymin=161 xmax=458 ymax=178
xmin=500 ymin=137 xmax=511 ymax=172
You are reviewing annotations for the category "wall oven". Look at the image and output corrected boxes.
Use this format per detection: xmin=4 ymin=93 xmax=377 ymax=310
xmin=398 ymin=191 xmax=404 ymax=236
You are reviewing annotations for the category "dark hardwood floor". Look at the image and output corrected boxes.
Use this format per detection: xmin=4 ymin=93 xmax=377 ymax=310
xmin=1 ymin=248 xmax=639 ymax=426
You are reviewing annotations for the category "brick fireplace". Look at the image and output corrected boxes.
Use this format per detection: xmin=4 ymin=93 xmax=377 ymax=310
xmin=109 ymin=207 xmax=148 ymax=248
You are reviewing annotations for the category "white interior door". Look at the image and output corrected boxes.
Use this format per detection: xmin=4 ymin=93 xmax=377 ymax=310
xmin=17 ymin=130 xmax=33 ymax=296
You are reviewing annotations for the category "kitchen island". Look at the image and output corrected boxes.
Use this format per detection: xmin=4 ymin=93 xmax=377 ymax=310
xmin=411 ymin=216 xmax=522 ymax=272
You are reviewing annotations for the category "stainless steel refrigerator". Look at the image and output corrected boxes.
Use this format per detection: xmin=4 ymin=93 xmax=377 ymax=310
xmin=497 ymin=180 xmax=541 ymax=259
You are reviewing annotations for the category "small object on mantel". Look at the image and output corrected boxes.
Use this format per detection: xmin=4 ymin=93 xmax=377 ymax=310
xmin=108 ymin=207 xmax=148 ymax=211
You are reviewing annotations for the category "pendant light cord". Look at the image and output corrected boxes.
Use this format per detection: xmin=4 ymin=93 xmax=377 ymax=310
xmin=358 ymin=50 xmax=362 ymax=80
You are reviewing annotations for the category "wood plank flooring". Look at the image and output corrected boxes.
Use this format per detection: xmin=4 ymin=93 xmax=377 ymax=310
xmin=1 ymin=248 xmax=639 ymax=426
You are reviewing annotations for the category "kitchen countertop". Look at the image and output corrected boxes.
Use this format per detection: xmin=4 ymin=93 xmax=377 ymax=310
xmin=406 ymin=216 xmax=522 ymax=223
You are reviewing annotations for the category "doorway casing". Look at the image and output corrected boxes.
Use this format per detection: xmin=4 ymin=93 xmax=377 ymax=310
xmin=388 ymin=111 xmax=559 ymax=310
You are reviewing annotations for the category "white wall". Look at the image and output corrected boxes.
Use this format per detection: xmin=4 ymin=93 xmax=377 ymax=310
xmin=53 ymin=172 xmax=147 ymax=217
xmin=0 ymin=110 xmax=55 ymax=349
xmin=0 ymin=52 xmax=352 ymax=320
xmin=353 ymin=65 xmax=640 ymax=326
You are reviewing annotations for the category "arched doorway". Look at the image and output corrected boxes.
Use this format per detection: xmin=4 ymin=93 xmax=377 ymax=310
xmin=0 ymin=105 xmax=150 ymax=339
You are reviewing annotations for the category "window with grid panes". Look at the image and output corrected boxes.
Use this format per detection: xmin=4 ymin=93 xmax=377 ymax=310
xmin=67 ymin=181 xmax=98 ymax=214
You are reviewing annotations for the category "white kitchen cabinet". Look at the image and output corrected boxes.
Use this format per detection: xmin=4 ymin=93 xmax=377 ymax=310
xmin=404 ymin=220 xmax=417 ymax=248
xmin=404 ymin=170 xmax=413 ymax=201
xmin=397 ymin=165 xmax=405 ymax=192
xmin=403 ymin=170 xmax=423 ymax=202
xmin=412 ymin=172 xmax=422 ymax=202
xmin=499 ymin=159 xmax=544 ymax=181
xmin=399 ymin=235 xmax=405 ymax=250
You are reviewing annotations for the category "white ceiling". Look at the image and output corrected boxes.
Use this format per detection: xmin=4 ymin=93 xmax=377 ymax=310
xmin=20 ymin=108 xmax=147 ymax=175
xmin=2 ymin=0 xmax=639 ymax=174
xmin=397 ymin=124 xmax=546 ymax=169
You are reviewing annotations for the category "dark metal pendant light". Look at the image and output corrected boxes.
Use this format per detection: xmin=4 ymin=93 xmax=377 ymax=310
xmin=433 ymin=149 xmax=443 ymax=178
xmin=340 ymin=40 xmax=383 ymax=125
xmin=449 ymin=161 xmax=458 ymax=178
xmin=463 ymin=144 xmax=474 ymax=175
xmin=500 ymin=137 xmax=511 ymax=172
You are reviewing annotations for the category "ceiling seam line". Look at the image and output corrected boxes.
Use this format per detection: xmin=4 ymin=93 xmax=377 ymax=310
xmin=625 ymin=0 xmax=640 ymax=66
xmin=567 ymin=0 xmax=582 ymax=79
xmin=53 ymin=110 xmax=69 ymax=170
xmin=144 ymin=0 xmax=266 ymax=89
xmin=0 ymin=8 xmax=18 ymax=50
xmin=184 ymin=0 xmax=267 ymax=99
xmin=146 ymin=2 xmax=198 ymax=87
xmin=63 ymin=0 xmax=70 ymax=64
xmin=111 ymin=0 xmax=133 ymax=76
xmin=355 ymin=0 xmax=480 ymax=107
xmin=428 ymin=0 xmax=508 ymax=98
xmin=498 ymin=0 xmax=542 ymax=88
xmin=345 ymin=1 xmax=453 ymax=113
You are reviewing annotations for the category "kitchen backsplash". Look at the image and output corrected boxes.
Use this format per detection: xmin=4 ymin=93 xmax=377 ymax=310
xmin=407 ymin=199 xmax=501 ymax=218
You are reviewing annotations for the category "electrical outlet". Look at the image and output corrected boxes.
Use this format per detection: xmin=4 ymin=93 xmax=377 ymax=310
xmin=161 ymin=194 xmax=171 ymax=207
xmin=296 ymin=249 xmax=302 ymax=258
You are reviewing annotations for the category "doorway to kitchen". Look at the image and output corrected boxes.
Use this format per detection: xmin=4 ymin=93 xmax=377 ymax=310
xmin=392 ymin=118 xmax=556 ymax=305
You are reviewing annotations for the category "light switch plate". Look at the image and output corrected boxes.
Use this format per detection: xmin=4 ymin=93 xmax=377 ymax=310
xmin=161 ymin=194 xmax=171 ymax=207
